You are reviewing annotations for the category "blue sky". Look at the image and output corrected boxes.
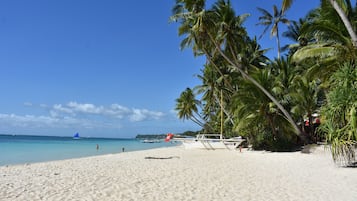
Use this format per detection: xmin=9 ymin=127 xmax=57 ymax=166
xmin=0 ymin=0 xmax=320 ymax=138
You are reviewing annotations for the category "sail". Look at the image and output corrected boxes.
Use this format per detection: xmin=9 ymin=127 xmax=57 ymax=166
xmin=73 ymin=133 xmax=80 ymax=139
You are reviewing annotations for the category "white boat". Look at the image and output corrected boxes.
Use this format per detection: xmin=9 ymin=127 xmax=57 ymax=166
xmin=141 ymin=139 xmax=161 ymax=143
xmin=170 ymin=91 xmax=245 ymax=150
xmin=175 ymin=134 xmax=245 ymax=150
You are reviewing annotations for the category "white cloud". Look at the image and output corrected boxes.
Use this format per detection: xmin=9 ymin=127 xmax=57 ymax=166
xmin=0 ymin=113 xmax=58 ymax=128
xmin=67 ymin=102 xmax=104 ymax=114
xmin=0 ymin=102 xmax=166 ymax=132
xmin=53 ymin=104 xmax=75 ymax=115
xmin=129 ymin=109 xmax=164 ymax=122
xmin=24 ymin=102 xmax=33 ymax=106
xmin=0 ymin=113 xmax=121 ymax=130
xmin=49 ymin=102 xmax=164 ymax=121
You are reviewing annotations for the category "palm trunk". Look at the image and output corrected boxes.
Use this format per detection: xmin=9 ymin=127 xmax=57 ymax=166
xmin=201 ymin=48 xmax=235 ymax=125
xmin=276 ymin=26 xmax=281 ymax=59
xmin=213 ymin=93 xmax=235 ymax=125
xmin=329 ymin=0 xmax=357 ymax=47
xmin=202 ymin=48 xmax=234 ymax=91
xmin=267 ymin=114 xmax=278 ymax=139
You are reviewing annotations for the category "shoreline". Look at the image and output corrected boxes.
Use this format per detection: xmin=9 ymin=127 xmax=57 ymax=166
xmin=0 ymin=134 xmax=178 ymax=166
xmin=1 ymin=145 xmax=357 ymax=201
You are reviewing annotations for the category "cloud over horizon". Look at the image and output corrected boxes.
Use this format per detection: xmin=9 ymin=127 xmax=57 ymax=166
xmin=50 ymin=102 xmax=165 ymax=122
xmin=0 ymin=102 xmax=169 ymax=132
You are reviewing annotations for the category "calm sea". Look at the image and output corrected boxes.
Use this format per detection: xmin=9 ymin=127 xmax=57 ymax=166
xmin=0 ymin=134 xmax=178 ymax=166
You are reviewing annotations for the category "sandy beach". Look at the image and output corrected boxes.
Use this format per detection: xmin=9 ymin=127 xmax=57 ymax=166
xmin=1 ymin=145 xmax=356 ymax=201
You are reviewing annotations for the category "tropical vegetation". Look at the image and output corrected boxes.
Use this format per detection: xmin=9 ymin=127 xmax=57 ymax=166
xmin=171 ymin=0 xmax=357 ymax=166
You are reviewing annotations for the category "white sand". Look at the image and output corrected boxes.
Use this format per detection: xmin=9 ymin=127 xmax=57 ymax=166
xmin=1 ymin=145 xmax=356 ymax=201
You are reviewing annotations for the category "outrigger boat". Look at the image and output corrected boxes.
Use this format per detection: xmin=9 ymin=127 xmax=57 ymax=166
xmin=172 ymin=134 xmax=245 ymax=150
xmin=141 ymin=139 xmax=161 ymax=143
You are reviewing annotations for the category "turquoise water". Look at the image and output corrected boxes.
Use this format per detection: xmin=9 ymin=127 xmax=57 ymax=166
xmin=0 ymin=135 xmax=178 ymax=166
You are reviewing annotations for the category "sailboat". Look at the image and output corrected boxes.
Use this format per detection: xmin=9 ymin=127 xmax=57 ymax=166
xmin=73 ymin=132 xmax=80 ymax=140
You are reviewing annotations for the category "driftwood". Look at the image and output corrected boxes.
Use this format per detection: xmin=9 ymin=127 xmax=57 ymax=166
xmin=144 ymin=156 xmax=180 ymax=160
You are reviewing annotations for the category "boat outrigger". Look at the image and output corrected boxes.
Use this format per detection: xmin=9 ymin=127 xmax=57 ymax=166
xmin=171 ymin=134 xmax=245 ymax=150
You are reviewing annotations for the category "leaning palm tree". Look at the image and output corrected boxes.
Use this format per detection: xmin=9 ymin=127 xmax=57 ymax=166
xmin=209 ymin=1 xmax=304 ymax=138
xmin=256 ymin=5 xmax=290 ymax=58
xmin=171 ymin=0 xmax=305 ymax=139
xmin=175 ymin=88 xmax=206 ymax=128
xmin=231 ymin=68 xmax=297 ymax=150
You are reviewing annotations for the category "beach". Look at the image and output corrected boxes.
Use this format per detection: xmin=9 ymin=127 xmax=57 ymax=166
xmin=1 ymin=145 xmax=356 ymax=201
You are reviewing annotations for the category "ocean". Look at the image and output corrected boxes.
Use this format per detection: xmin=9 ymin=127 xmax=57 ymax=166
xmin=0 ymin=134 xmax=178 ymax=166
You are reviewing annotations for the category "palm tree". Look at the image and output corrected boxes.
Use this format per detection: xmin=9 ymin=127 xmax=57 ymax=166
xmin=328 ymin=0 xmax=357 ymax=46
xmin=210 ymin=1 xmax=304 ymax=138
xmin=231 ymin=68 xmax=297 ymax=150
xmin=171 ymin=0 xmax=305 ymax=139
xmin=290 ymin=76 xmax=321 ymax=142
xmin=256 ymin=5 xmax=290 ymax=58
xmin=175 ymin=88 xmax=206 ymax=128
xmin=292 ymin=0 xmax=357 ymax=83
xmin=281 ymin=18 xmax=310 ymax=54
xmin=287 ymin=0 xmax=357 ymax=164
xmin=282 ymin=0 xmax=357 ymax=47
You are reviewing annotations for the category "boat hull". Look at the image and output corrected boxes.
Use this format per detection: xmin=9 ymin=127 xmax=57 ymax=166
xmin=182 ymin=140 xmax=234 ymax=150
xmin=180 ymin=135 xmax=245 ymax=150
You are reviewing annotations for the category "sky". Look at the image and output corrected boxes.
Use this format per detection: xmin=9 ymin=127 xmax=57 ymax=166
xmin=0 ymin=0 xmax=321 ymax=138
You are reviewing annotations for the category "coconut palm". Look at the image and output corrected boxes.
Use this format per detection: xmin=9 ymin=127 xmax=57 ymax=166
xmin=231 ymin=68 xmax=297 ymax=150
xmin=290 ymin=76 xmax=321 ymax=142
xmin=282 ymin=0 xmax=357 ymax=47
xmin=281 ymin=18 xmax=310 ymax=54
xmin=209 ymin=1 xmax=304 ymax=138
xmin=292 ymin=0 xmax=357 ymax=82
xmin=196 ymin=65 xmax=236 ymax=123
xmin=256 ymin=5 xmax=290 ymax=58
xmin=328 ymin=0 xmax=357 ymax=46
xmin=175 ymin=88 xmax=206 ymax=128
xmin=171 ymin=0 xmax=305 ymax=139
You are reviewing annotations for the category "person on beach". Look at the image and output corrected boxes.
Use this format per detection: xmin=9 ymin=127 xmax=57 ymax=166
xmin=96 ymin=144 xmax=99 ymax=151
xmin=122 ymin=147 xmax=125 ymax=152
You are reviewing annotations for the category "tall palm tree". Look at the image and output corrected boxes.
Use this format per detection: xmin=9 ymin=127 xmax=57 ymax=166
xmin=282 ymin=0 xmax=357 ymax=47
xmin=328 ymin=0 xmax=357 ymax=46
xmin=196 ymin=65 xmax=235 ymax=126
xmin=256 ymin=5 xmax=290 ymax=58
xmin=292 ymin=0 xmax=357 ymax=83
xmin=210 ymin=1 xmax=304 ymax=138
xmin=171 ymin=0 xmax=305 ymax=139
